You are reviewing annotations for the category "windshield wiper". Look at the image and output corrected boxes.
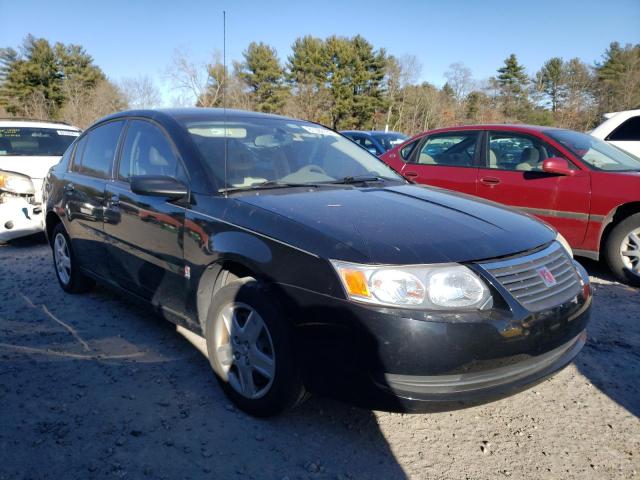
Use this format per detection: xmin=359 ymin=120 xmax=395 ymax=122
xmin=326 ymin=175 xmax=401 ymax=185
xmin=219 ymin=181 xmax=319 ymax=194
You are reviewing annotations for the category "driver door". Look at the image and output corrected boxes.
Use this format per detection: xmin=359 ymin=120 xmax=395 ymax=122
xmin=103 ymin=119 xmax=189 ymax=316
xmin=475 ymin=131 xmax=591 ymax=246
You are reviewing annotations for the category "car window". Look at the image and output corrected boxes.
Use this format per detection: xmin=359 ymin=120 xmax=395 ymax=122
xmin=181 ymin=118 xmax=403 ymax=191
xmin=488 ymin=132 xmax=563 ymax=172
xmin=607 ymin=116 xmax=640 ymax=141
xmin=414 ymin=132 xmax=478 ymax=166
xmin=69 ymin=135 xmax=88 ymax=173
xmin=354 ymin=136 xmax=381 ymax=155
xmin=547 ymin=129 xmax=640 ymax=171
xmin=119 ymin=120 xmax=185 ymax=182
xmin=0 ymin=126 xmax=79 ymax=157
xmin=76 ymin=121 xmax=124 ymax=179
xmin=400 ymin=140 xmax=419 ymax=160
xmin=372 ymin=133 xmax=408 ymax=152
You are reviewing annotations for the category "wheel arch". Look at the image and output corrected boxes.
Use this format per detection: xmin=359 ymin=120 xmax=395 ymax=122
xmin=600 ymin=202 xmax=640 ymax=253
xmin=45 ymin=211 xmax=62 ymax=246
xmin=196 ymin=258 xmax=263 ymax=334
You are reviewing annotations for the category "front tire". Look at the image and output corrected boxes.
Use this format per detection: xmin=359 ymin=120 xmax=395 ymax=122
xmin=51 ymin=223 xmax=95 ymax=293
xmin=604 ymin=213 xmax=640 ymax=287
xmin=205 ymin=278 xmax=306 ymax=416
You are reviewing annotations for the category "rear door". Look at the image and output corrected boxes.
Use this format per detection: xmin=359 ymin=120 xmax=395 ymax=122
xmin=476 ymin=130 xmax=591 ymax=246
xmin=104 ymin=119 xmax=188 ymax=315
xmin=63 ymin=120 xmax=125 ymax=279
xmin=399 ymin=130 xmax=481 ymax=195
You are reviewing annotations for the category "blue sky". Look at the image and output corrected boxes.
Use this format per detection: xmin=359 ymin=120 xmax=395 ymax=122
xmin=1 ymin=0 xmax=638 ymax=105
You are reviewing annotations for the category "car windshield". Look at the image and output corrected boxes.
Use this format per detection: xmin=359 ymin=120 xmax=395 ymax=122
xmin=0 ymin=127 xmax=80 ymax=156
xmin=371 ymin=132 xmax=409 ymax=152
xmin=182 ymin=117 xmax=405 ymax=192
xmin=546 ymin=129 xmax=640 ymax=172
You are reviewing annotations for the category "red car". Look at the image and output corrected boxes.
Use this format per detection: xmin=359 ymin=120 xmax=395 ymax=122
xmin=380 ymin=124 xmax=640 ymax=286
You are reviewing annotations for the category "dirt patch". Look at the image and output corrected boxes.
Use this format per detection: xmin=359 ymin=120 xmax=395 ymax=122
xmin=0 ymin=237 xmax=638 ymax=479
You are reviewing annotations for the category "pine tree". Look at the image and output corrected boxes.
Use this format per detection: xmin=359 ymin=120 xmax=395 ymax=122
xmin=595 ymin=42 xmax=640 ymax=112
xmin=536 ymin=57 xmax=565 ymax=112
xmin=239 ymin=42 xmax=289 ymax=113
xmin=496 ymin=53 xmax=530 ymax=119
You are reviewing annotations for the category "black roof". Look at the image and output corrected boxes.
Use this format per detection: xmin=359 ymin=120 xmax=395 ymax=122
xmin=96 ymin=108 xmax=298 ymax=127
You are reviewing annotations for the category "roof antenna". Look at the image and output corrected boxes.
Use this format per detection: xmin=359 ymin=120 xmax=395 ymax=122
xmin=223 ymin=10 xmax=228 ymax=198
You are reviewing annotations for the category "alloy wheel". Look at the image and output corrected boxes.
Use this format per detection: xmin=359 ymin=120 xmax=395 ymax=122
xmin=53 ymin=233 xmax=71 ymax=285
xmin=620 ymin=227 xmax=640 ymax=278
xmin=212 ymin=302 xmax=276 ymax=399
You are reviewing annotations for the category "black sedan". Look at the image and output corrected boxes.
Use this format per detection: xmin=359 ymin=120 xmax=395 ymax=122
xmin=43 ymin=109 xmax=591 ymax=416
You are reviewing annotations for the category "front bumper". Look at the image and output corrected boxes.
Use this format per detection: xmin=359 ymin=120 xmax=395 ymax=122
xmin=0 ymin=197 xmax=44 ymax=241
xmin=380 ymin=330 xmax=585 ymax=410
xmin=283 ymin=260 xmax=592 ymax=411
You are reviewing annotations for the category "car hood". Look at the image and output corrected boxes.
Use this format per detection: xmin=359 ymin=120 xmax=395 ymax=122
xmin=0 ymin=155 xmax=62 ymax=180
xmin=234 ymin=184 xmax=555 ymax=264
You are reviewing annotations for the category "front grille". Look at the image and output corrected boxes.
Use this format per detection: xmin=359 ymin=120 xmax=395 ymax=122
xmin=479 ymin=242 xmax=582 ymax=312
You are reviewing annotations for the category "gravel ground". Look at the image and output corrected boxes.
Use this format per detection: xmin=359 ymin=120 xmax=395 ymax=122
xmin=0 ymin=235 xmax=638 ymax=480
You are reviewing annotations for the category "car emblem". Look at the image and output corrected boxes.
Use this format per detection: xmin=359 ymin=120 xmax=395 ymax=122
xmin=536 ymin=266 xmax=557 ymax=287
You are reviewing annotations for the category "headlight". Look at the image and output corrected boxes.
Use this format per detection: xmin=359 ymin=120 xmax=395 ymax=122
xmin=331 ymin=261 xmax=492 ymax=310
xmin=0 ymin=170 xmax=35 ymax=195
xmin=555 ymin=232 xmax=573 ymax=258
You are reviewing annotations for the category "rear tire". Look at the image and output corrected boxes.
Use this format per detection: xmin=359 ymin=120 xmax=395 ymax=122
xmin=205 ymin=278 xmax=306 ymax=416
xmin=51 ymin=223 xmax=95 ymax=294
xmin=604 ymin=213 xmax=640 ymax=287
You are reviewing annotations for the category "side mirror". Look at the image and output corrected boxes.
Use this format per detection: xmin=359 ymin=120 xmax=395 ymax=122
xmin=542 ymin=157 xmax=573 ymax=176
xmin=130 ymin=175 xmax=188 ymax=200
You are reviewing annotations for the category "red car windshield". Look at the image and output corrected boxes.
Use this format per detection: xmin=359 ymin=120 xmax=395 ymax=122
xmin=546 ymin=129 xmax=640 ymax=172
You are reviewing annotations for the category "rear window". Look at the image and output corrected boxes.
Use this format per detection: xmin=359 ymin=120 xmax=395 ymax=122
xmin=0 ymin=127 xmax=80 ymax=156
xmin=607 ymin=116 xmax=640 ymax=141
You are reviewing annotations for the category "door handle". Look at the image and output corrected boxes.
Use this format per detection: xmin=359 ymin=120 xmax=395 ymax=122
xmin=480 ymin=176 xmax=501 ymax=186
xmin=404 ymin=171 xmax=418 ymax=178
xmin=63 ymin=183 xmax=75 ymax=192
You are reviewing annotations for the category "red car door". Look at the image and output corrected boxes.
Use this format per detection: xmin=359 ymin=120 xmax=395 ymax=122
xmin=476 ymin=130 xmax=591 ymax=246
xmin=398 ymin=131 xmax=481 ymax=196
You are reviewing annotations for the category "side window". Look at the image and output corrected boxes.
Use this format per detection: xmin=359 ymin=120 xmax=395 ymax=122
xmin=359 ymin=136 xmax=380 ymax=155
xmin=118 ymin=120 xmax=185 ymax=181
xmin=58 ymin=142 xmax=75 ymax=170
xmin=488 ymin=132 xmax=564 ymax=172
xmin=77 ymin=121 xmax=124 ymax=178
xmin=607 ymin=117 xmax=640 ymax=141
xmin=400 ymin=140 xmax=419 ymax=161
xmin=414 ymin=132 xmax=478 ymax=166
xmin=69 ymin=136 xmax=87 ymax=172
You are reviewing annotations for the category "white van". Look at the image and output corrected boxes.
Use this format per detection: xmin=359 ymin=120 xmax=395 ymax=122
xmin=0 ymin=119 xmax=80 ymax=242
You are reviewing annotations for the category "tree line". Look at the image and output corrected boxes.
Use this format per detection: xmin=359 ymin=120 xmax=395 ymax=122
xmin=1 ymin=34 xmax=639 ymax=132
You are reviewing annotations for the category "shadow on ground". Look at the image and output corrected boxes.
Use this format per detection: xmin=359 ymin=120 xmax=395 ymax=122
xmin=0 ymin=241 xmax=406 ymax=480
xmin=574 ymin=258 xmax=640 ymax=418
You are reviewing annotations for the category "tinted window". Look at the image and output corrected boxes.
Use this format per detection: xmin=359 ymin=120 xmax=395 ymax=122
xmin=0 ymin=127 xmax=79 ymax=157
xmin=488 ymin=132 xmax=564 ymax=172
xmin=77 ymin=121 xmax=124 ymax=178
xmin=415 ymin=132 xmax=478 ymax=166
xmin=70 ymin=135 xmax=88 ymax=173
xmin=119 ymin=120 xmax=184 ymax=181
xmin=607 ymin=116 xmax=640 ymax=141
